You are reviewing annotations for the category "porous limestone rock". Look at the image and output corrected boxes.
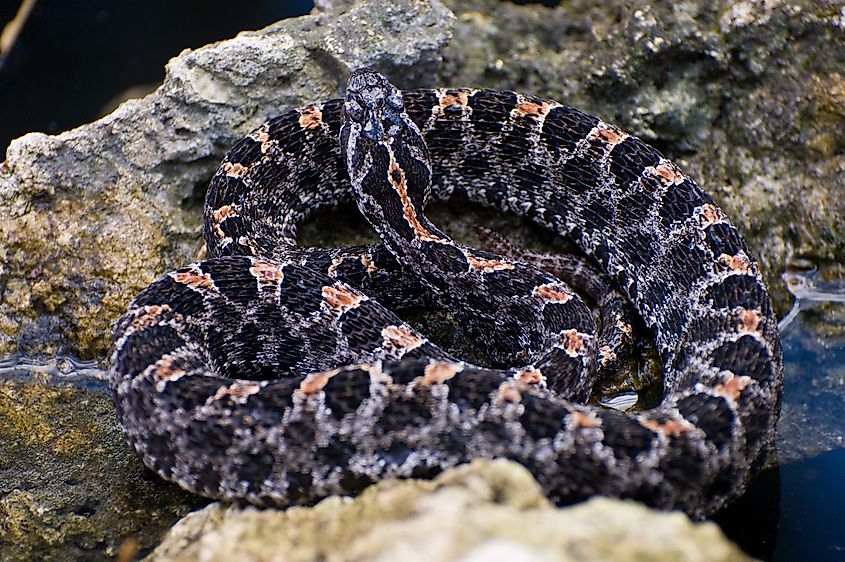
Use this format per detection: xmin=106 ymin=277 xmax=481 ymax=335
xmin=144 ymin=460 xmax=752 ymax=562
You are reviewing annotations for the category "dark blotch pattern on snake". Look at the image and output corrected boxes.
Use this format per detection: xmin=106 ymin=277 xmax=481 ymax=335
xmin=109 ymin=69 xmax=783 ymax=518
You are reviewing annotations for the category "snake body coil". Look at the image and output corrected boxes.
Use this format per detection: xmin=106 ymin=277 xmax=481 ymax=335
xmin=109 ymin=69 xmax=783 ymax=518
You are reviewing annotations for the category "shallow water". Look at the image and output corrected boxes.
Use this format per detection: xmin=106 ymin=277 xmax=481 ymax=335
xmin=712 ymin=268 xmax=845 ymax=560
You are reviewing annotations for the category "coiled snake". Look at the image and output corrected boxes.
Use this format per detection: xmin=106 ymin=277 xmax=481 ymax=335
xmin=109 ymin=69 xmax=783 ymax=518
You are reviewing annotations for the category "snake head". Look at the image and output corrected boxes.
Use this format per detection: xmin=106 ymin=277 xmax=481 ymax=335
xmin=343 ymin=68 xmax=405 ymax=142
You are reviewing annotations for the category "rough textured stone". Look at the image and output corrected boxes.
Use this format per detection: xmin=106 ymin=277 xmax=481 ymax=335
xmin=0 ymin=379 xmax=206 ymax=561
xmin=144 ymin=460 xmax=751 ymax=562
xmin=0 ymin=0 xmax=454 ymax=358
xmin=438 ymin=0 xmax=845 ymax=314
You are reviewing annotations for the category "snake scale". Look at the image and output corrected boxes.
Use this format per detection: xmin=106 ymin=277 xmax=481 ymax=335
xmin=109 ymin=69 xmax=783 ymax=518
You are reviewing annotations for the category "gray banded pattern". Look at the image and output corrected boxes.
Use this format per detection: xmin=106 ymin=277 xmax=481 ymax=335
xmin=109 ymin=69 xmax=782 ymax=519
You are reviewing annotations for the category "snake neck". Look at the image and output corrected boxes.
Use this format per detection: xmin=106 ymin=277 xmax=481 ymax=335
xmin=340 ymin=68 xmax=445 ymax=268
xmin=340 ymin=69 xmax=596 ymax=368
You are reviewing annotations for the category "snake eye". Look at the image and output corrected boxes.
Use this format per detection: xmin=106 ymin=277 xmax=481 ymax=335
xmin=385 ymin=90 xmax=403 ymax=112
xmin=345 ymin=98 xmax=365 ymax=122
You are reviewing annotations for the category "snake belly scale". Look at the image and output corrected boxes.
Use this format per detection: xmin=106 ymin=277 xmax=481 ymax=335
xmin=109 ymin=69 xmax=783 ymax=518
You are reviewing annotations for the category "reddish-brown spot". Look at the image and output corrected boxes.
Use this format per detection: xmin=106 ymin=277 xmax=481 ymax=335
xmin=211 ymin=205 xmax=239 ymax=239
xmin=737 ymin=308 xmax=763 ymax=333
xmin=251 ymin=129 xmax=269 ymax=143
xmin=697 ymin=203 xmax=725 ymax=227
xmin=515 ymin=367 xmax=544 ymax=385
xmin=129 ymin=304 xmax=172 ymax=332
xmin=382 ymin=324 xmax=424 ymax=352
xmin=560 ymin=329 xmax=586 ymax=357
xmin=250 ymin=261 xmax=284 ymax=286
xmin=440 ymin=91 xmax=469 ymax=108
xmin=650 ymin=161 xmax=685 ymax=186
xmin=298 ymin=105 xmax=323 ymax=130
xmin=153 ymin=356 xmax=186 ymax=383
xmin=423 ymin=361 xmax=463 ymax=384
xmin=599 ymin=345 xmax=616 ymax=365
xmin=616 ymin=320 xmax=633 ymax=336
xmin=496 ymin=380 xmax=523 ymax=404
xmin=513 ymin=99 xmax=552 ymax=121
xmin=363 ymin=363 xmax=390 ymax=384
xmin=222 ymin=162 xmax=248 ymax=178
xmin=641 ymin=417 xmax=693 ymax=437
xmin=214 ymin=381 xmax=262 ymax=402
xmin=533 ymin=283 xmax=573 ymax=303
xmin=299 ymin=369 xmax=339 ymax=395
xmin=212 ymin=204 xmax=238 ymax=224
xmin=719 ymin=253 xmax=752 ymax=274
xmin=249 ymin=125 xmax=273 ymax=153
xmin=322 ymin=285 xmax=362 ymax=311
xmin=588 ymin=123 xmax=627 ymax=145
xmin=326 ymin=256 xmax=347 ymax=277
xmin=465 ymin=252 xmax=515 ymax=273
xmin=569 ymin=410 xmax=601 ymax=429
xmin=714 ymin=374 xmax=751 ymax=401
xmin=360 ymin=254 xmax=378 ymax=273
xmin=172 ymin=266 xmax=215 ymax=290
xmin=387 ymin=155 xmax=443 ymax=242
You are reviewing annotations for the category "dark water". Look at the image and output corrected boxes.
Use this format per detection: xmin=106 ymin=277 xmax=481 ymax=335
xmin=714 ymin=286 xmax=845 ymax=560
xmin=2 ymin=2 xmax=844 ymax=560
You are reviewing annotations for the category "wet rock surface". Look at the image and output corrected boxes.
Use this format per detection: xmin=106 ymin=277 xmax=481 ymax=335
xmin=2 ymin=0 xmax=843 ymax=559
xmin=144 ymin=460 xmax=751 ymax=562
xmin=0 ymin=379 xmax=206 ymax=561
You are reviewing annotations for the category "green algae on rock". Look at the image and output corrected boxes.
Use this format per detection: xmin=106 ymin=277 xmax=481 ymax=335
xmin=0 ymin=381 xmax=206 ymax=561
xmin=144 ymin=460 xmax=752 ymax=562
